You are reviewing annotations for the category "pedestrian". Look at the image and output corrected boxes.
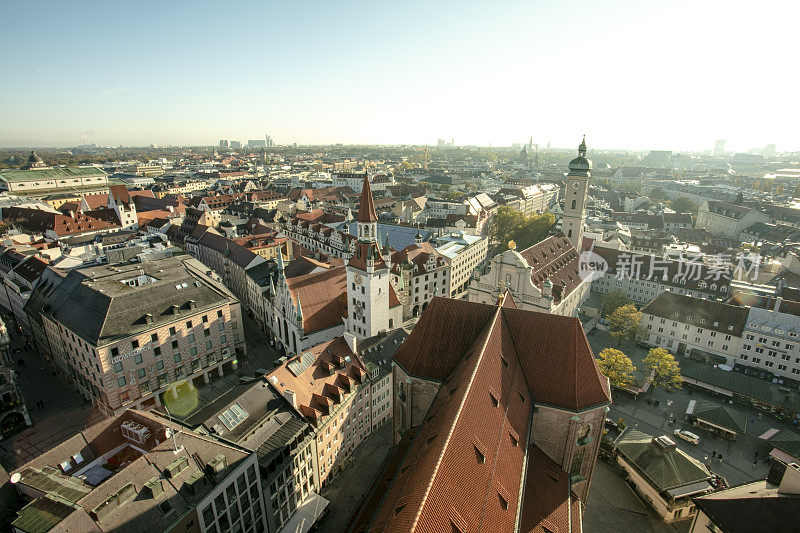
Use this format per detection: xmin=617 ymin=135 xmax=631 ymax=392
xmin=753 ymin=460 xmax=758 ymax=468
xmin=755 ymin=450 xmax=759 ymax=459
xmin=712 ymin=450 xmax=717 ymax=458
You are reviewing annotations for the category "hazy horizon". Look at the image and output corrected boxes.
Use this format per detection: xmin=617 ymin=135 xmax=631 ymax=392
xmin=2 ymin=1 xmax=797 ymax=152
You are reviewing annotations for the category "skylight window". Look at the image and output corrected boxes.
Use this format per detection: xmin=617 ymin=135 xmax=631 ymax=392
xmin=218 ymin=403 xmax=249 ymax=430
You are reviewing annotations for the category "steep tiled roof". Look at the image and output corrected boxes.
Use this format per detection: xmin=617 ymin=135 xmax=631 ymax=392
xmin=518 ymin=445 xmax=581 ymax=533
xmin=519 ymin=233 xmax=583 ymax=303
xmin=356 ymin=176 xmax=378 ymax=223
xmin=285 ymin=267 xmax=348 ymax=333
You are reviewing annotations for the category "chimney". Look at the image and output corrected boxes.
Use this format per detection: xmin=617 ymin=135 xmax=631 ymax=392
xmin=774 ymin=297 xmax=783 ymax=312
xmin=283 ymin=389 xmax=297 ymax=409
xmin=778 ymin=463 xmax=800 ymax=495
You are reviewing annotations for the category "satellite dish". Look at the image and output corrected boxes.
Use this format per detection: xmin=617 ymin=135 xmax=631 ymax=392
xmin=10 ymin=473 xmax=21 ymax=484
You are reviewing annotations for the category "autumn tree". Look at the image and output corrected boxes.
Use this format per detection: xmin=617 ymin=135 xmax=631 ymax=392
xmin=608 ymin=304 xmax=642 ymax=346
xmin=644 ymin=347 xmax=683 ymax=399
xmin=596 ymin=348 xmax=637 ymax=389
xmin=601 ymin=290 xmax=631 ymax=318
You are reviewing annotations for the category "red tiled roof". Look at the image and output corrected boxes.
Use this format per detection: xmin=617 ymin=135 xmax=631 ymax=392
xmin=81 ymin=193 xmax=109 ymax=210
xmin=518 ymin=445 xmax=581 ymax=533
xmin=390 ymin=242 xmax=448 ymax=275
xmin=393 ymin=297 xmax=610 ymax=410
xmin=353 ymin=297 xmax=606 ymax=532
xmin=356 ymin=176 xmax=378 ymax=223
xmin=520 ymin=233 xmax=583 ymax=303
xmin=348 ymin=242 xmax=386 ymax=271
xmin=285 ymin=267 xmax=348 ymax=333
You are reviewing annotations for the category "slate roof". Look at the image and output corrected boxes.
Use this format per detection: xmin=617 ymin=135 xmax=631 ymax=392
xmin=344 ymin=222 xmax=432 ymax=251
xmin=766 ymin=429 xmax=800 ymax=459
xmin=39 ymin=255 xmax=236 ymax=345
xmin=691 ymin=397 xmax=748 ymax=434
xmin=641 ymin=291 xmax=749 ymax=336
xmin=616 ymin=429 xmax=711 ymax=492
xmin=693 ymin=479 xmax=800 ymax=533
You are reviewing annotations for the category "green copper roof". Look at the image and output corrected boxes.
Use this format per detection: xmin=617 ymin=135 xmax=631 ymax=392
xmin=0 ymin=166 xmax=107 ymax=183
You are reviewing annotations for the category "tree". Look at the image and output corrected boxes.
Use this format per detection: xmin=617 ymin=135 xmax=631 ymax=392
xmin=671 ymin=196 xmax=697 ymax=214
xmin=601 ymin=290 xmax=631 ymax=318
xmin=644 ymin=347 xmax=683 ymax=399
xmin=649 ymin=187 xmax=667 ymax=201
xmin=608 ymin=304 xmax=641 ymax=346
xmin=596 ymin=348 xmax=637 ymax=389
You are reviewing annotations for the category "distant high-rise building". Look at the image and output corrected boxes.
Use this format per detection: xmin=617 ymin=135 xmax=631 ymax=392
xmin=230 ymin=140 xmax=241 ymax=149
xmin=437 ymin=138 xmax=446 ymax=147
xmin=266 ymin=135 xmax=274 ymax=148
xmin=714 ymin=139 xmax=726 ymax=156
xmin=219 ymin=139 xmax=228 ymax=149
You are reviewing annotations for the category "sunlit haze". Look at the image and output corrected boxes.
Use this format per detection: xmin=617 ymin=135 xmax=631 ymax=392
xmin=2 ymin=0 xmax=797 ymax=151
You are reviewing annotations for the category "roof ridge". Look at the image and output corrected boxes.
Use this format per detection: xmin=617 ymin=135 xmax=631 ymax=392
xmin=410 ymin=305 xmax=503 ymax=530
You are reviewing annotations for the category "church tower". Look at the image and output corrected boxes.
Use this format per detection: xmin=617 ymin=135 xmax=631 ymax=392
xmin=346 ymin=176 xmax=391 ymax=339
xmin=562 ymin=136 xmax=591 ymax=250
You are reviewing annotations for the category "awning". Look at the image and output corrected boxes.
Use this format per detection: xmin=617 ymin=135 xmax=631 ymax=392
xmin=279 ymin=492 xmax=330 ymax=533
xmin=666 ymin=480 xmax=713 ymax=499
xmin=759 ymin=428 xmax=780 ymax=440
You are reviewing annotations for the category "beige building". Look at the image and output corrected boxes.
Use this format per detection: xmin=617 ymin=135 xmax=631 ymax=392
xmin=34 ymin=255 xmax=245 ymax=416
xmin=267 ymin=336 xmax=378 ymax=486
xmin=695 ymin=200 xmax=769 ymax=239
xmin=432 ymin=231 xmax=488 ymax=297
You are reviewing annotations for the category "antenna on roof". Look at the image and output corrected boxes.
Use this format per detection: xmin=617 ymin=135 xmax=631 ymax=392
xmin=163 ymin=405 xmax=184 ymax=454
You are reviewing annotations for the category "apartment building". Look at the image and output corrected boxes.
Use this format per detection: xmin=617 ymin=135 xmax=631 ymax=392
xmin=183 ymin=377 xmax=325 ymax=533
xmin=267 ymin=336 xmax=376 ymax=487
xmin=738 ymin=299 xmax=800 ymax=384
xmin=591 ymin=248 xmax=731 ymax=305
xmin=695 ymin=200 xmax=768 ymax=239
xmin=432 ymin=231 xmax=488 ymax=297
xmin=33 ymin=256 xmax=245 ymax=415
xmin=8 ymin=409 xmax=268 ymax=533
xmin=639 ymin=292 xmax=748 ymax=366
xmin=390 ymin=240 xmax=451 ymax=318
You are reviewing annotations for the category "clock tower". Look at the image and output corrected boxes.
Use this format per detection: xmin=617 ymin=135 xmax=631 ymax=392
xmin=562 ymin=136 xmax=591 ymax=251
xmin=346 ymin=176 xmax=391 ymax=339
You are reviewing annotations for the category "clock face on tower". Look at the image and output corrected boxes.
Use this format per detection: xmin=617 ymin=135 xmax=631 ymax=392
xmin=572 ymin=181 xmax=581 ymax=190
xmin=354 ymin=274 xmax=363 ymax=285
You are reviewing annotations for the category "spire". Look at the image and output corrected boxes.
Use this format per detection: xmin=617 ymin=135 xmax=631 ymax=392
xmin=355 ymin=175 xmax=378 ymax=223
xmin=277 ymin=250 xmax=285 ymax=279
xmin=579 ymin=135 xmax=587 ymax=157
xmin=296 ymin=298 xmax=303 ymax=323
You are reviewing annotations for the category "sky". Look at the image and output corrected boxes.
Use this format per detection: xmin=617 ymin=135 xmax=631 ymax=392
xmin=1 ymin=0 xmax=797 ymax=152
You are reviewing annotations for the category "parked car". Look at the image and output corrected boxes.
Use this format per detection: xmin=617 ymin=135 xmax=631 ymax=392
xmin=673 ymin=429 xmax=700 ymax=444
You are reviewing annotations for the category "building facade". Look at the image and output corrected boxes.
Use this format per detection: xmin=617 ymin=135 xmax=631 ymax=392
xmin=34 ymin=256 xmax=245 ymax=415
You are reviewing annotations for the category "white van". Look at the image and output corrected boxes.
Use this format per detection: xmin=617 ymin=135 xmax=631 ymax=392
xmin=673 ymin=429 xmax=700 ymax=445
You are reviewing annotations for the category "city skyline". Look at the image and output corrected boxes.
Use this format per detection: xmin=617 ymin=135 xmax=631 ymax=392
xmin=2 ymin=0 xmax=797 ymax=152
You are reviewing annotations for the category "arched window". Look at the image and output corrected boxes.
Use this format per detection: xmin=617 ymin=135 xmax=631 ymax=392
xmin=389 ymin=318 xmax=394 ymax=328
xmin=571 ymin=199 xmax=576 ymax=210
xmin=568 ymin=229 xmax=573 ymax=237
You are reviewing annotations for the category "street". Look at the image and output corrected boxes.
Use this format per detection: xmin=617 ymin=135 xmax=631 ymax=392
xmin=589 ymin=330 xmax=782 ymax=487
xmin=0 ymin=326 xmax=105 ymax=471
xmin=318 ymin=422 xmax=393 ymax=532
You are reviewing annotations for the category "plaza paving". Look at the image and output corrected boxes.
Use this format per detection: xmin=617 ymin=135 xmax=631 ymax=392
xmin=317 ymin=422 xmax=393 ymax=532
xmin=589 ymin=329 xmax=791 ymax=488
